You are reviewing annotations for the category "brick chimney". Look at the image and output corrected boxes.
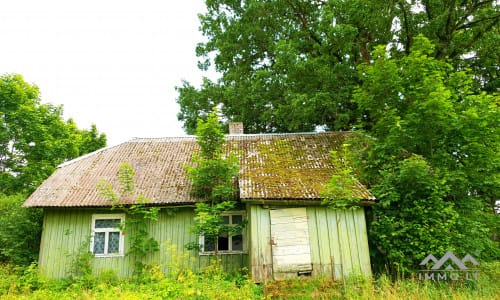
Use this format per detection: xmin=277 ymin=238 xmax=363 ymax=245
xmin=229 ymin=122 xmax=244 ymax=135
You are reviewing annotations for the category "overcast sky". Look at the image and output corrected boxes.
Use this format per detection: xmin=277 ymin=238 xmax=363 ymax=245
xmin=0 ymin=0 xmax=213 ymax=146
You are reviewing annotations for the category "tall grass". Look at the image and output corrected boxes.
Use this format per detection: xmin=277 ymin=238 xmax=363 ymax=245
xmin=1 ymin=261 xmax=498 ymax=299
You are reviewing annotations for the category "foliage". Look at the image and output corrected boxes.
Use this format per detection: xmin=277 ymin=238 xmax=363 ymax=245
xmin=369 ymin=156 xmax=459 ymax=274
xmin=186 ymin=201 xmax=245 ymax=254
xmin=2 ymin=263 xmax=500 ymax=300
xmin=0 ymin=73 xmax=106 ymax=194
xmin=177 ymin=0 xmax=499 ymax=134
xmin=353 ymin=35 xmax=500 ymax=273
xmin=68 ymin=240 xmax=94 ymax=284
xmin=321 ymin=143 xmax=363 ymax=208
xmin=0 ymin=194 xmax=42 ymax=265
xmin=97 ymin=162 xmax=160 ymax=275
xmin=186 ymin=109 xmax=239 ymax=201
xmin=0 ymin=73 xmax=106 ymax=267
xmin=185 ymin=109 xmax=240 ymax=255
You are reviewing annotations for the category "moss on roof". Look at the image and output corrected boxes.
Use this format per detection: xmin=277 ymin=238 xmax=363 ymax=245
xmin=24 ymin=132 xmax=374 ymax=207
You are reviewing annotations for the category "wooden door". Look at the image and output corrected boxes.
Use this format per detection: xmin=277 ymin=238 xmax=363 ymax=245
xmin=270 ymin=207 xmax=312 ymax=279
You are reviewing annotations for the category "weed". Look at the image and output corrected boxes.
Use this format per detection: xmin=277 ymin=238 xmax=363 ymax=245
xmin=1 ymin=263 xmax=499 ymax=299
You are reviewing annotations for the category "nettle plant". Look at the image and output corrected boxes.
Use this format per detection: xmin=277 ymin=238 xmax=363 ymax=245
xmin=98 ymin=162 xmax=160 ymax=274
xmin=185 ymin=109 xmax=242 ymax=257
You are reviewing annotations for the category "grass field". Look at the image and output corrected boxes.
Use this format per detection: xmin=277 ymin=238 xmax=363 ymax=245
xmin=1 ymin=262 xmax=499 ymax=299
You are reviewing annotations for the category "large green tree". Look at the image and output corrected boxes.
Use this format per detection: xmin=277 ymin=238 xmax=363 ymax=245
xmin=352 ymin=36 xmax=499 ymax=272
xmin=177 ymin=0 xmax=499 ymax=134
xmin=0 ymin=73 xmax=106 ymax=194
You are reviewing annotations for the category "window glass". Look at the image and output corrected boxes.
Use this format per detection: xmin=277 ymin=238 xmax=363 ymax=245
xmin=218 ymin=234 xmax=229 ymax=251
xmin=231 ymin=215 xmax=242 ymax=225
xmin=93 ymin=232 xmax=105 ymax=254
xmin=201 ymin=212 xmax=245 ymax=254
xmin=205 ymin=237 xmax=215 ymax=252
xmin=91 ymin=214 xmax=124 ymax=256
xmin=108 ymin=232 xmax=120 ymax=253
xmin=95 ymin=219 xmax=121 ymax=229
xmin=232 ymin=234 xmax=243 ymax=251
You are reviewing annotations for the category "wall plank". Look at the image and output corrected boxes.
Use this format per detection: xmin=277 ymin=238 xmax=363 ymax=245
xmin=39 ymin=208 xmax=248 ymax=279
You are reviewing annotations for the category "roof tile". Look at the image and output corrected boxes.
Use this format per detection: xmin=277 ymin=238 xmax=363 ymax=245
xmin=24 ymin=132 xmax=374 ymax=207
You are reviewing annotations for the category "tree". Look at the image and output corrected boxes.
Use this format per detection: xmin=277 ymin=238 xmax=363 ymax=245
xmin=0 ymin=73 xmax=107 ymax=194
xmin=0 ymin=73 xmax=107 ymax=266
xmin=0 ymin=194 xmax=42 ymax=265
xmin=185 ymin=109 xmax=241 ymax=256
xmin=352 ymin=36 xmax=500 ymax=273
xmin=177 ymin=0 xmax=499 ymax=133
xmin=98 ymin=162 xmax=160 ymax=275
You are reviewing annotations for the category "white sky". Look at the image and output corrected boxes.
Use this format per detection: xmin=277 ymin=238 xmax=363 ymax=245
xmin=0 ymin=0 xmax=213 ymax=146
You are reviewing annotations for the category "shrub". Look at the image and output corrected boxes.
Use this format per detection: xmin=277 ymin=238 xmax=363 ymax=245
xmin=0 ymin=194 xmax=42 ymax=265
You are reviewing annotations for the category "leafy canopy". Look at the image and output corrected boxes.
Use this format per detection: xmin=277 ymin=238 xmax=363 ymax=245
xmin=353 ymin=35 xmax=500 ymax=272
xmin=186 ymin=109 xmax=239 ymax=202
xmin=177 ymin=0 xmax=499 ymax=134
xmin=0 ymin=73 xmax=106 ymax=194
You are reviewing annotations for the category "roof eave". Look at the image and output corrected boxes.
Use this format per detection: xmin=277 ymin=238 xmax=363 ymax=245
xmin=240 ymin=198 xmax=377 ymax=206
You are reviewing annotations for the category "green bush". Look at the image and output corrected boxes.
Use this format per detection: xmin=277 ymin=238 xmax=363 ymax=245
xmin=2 ymin=263 xmax=499 ymax=299
xmin=0 ymin=194 xmax=42 ymax=265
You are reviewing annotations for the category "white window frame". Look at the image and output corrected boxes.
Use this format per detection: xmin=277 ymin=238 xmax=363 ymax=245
xmin=90 ymin=214 xmax=125 ymax=257
xmin=199 ymin=211 xmax=246 ymax=255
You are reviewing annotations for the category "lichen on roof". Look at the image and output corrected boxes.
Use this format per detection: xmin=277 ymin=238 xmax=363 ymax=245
xmin=24 ymin=132 xmax=374 ymax=207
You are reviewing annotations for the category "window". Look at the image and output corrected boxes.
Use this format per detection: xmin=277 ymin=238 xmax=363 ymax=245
xmin=200 ymin=212 xmax=245 ymax=254
xmin=90 ymin=214 xmax=125 ymax=257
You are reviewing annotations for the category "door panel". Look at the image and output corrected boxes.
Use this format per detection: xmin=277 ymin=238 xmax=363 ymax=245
xmin=270 ymin=207 xmax=312 ymax=277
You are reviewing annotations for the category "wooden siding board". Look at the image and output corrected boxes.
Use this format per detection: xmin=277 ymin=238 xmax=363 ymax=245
xmin=339 ymin=210 xmax=353 ymax=276
xmin=307 ymin=207 xmax=333 ymax=279
xmin=346 ymin=209 xmax=362 ymax=275
xmin=355 ymin=208 xmax=372 ymax=277
xmin=325 ymin=209 xmax=342 ymax=279
xmin=306 ymin=207 xmax=321 ymax=278
xmin=249 ymin=205 xmax=272 ymax=282
xmin=38 ymin=206 xmax=370 ymax=281
xmin=37 ymin=213 xmax=47 ymax=271
xmin=39 ymin=208 xmax=248 ymax=279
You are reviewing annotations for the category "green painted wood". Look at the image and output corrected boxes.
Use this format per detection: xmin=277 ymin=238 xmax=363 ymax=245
xmin=39 ymin=206 xmax=370 ymax=281
xmin=346 ymin=209 xmax=361 ymax=274
xmin=354 ymin=208 xmax=372 ymax=276
xmin=307 ymin=207 xmax=372 ymax=279
xmin=247 ymin=205 xmax=371 ymax=281
xmin=38 ymin=209 xmax=95 ymax=278
xmin=248 ymin=205 xmax=272 ymax=282
xmin=39 ymin=208 xmax=248 ymax=279
xmin=326 ymin=208 xmax=342 ymax=279
xmin=307 ymin=207 xmax=333 ymax=278
xmin=307 ymin=207 xmax=321 ymax=277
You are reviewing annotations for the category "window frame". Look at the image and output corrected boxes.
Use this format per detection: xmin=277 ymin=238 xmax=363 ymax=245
xmin=90 ymin=214 xmax=125 ymax=257
xmin=199 ymin=211 xmax=246 ymax=255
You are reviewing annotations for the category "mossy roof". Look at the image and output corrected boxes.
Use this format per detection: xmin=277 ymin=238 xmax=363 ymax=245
xmin=24 ymin=132 xmax=374 ymax=207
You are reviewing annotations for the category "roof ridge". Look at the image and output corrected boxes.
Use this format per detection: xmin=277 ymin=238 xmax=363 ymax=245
xmin=57 ymin=143 xmax=122 ymax=168
xmin=130 ymin=131 xmax=349 ymax=140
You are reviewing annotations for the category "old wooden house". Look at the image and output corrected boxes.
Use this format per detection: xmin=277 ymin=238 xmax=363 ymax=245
xmin=24 ymin=129 xmax=375 ymax=282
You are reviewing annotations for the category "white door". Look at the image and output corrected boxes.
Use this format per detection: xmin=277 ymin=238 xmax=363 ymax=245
xmin=270 ymin=207 xmax=312 ymax=279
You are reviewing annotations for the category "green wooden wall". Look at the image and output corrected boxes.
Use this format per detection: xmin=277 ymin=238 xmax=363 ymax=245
xmin=39 ymin=205 xmax=370 ymax=281
xmin=39 ymin=208 xmax=248 ymax=279
xmin=249 ymin=205 xmax=371 ymax=282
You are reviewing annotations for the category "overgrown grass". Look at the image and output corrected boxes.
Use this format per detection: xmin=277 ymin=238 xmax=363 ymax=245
xmin=1 ymin=262 xmax=498 ymax=299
